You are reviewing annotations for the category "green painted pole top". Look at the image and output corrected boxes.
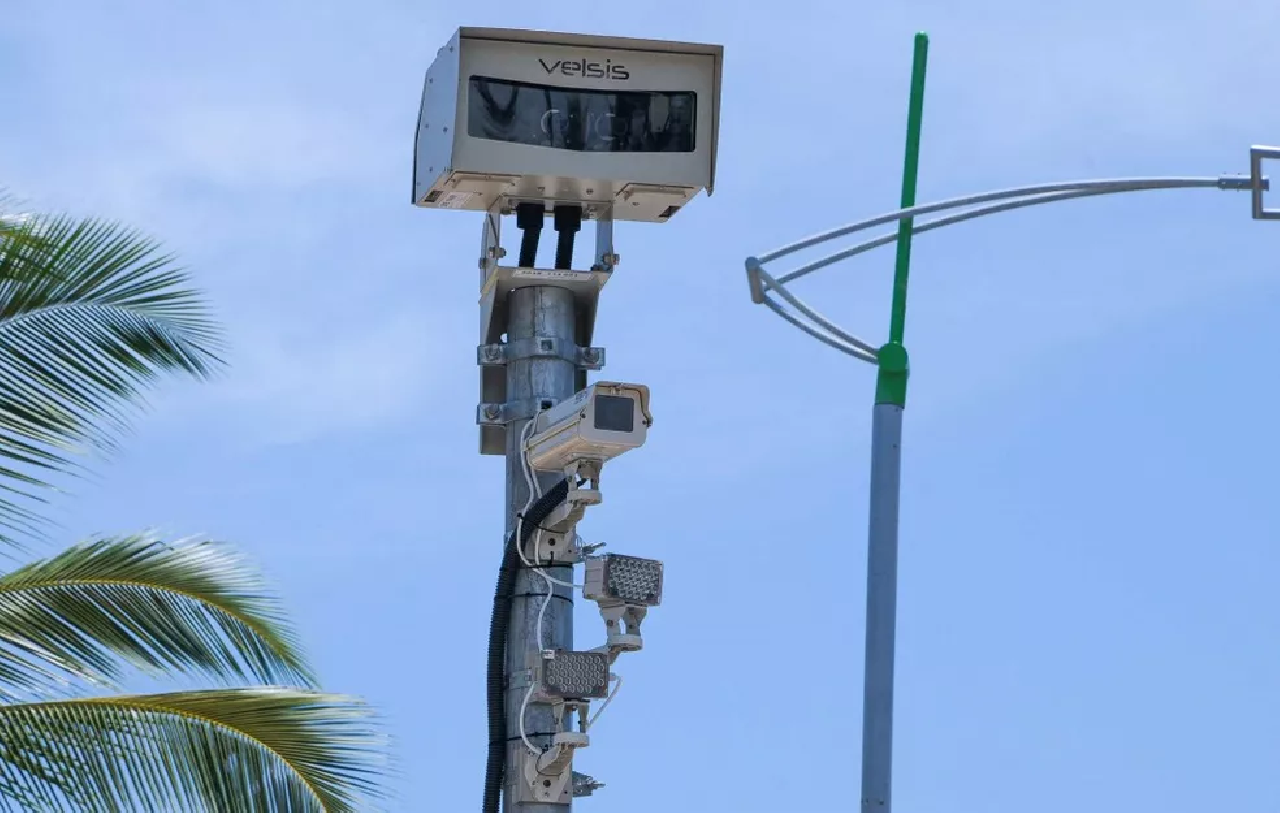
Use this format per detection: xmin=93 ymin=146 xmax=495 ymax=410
xmin=875 ymin=32 xmax=929 ymax=408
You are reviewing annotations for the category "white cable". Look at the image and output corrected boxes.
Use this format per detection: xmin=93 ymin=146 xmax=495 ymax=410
xmin=517 ymin=675 xmax=540 ymax=754
xmin=517 ymin=410 xmax=580 ymax=754
xmin=519 ymin=567 xmax=559 ymax=755
xmin=586 ymin=675 xmax=623 ymax=731
xmin=517 ymin=688 xmax=535 ymax=750
xmin=518 ymin=412 xmax=581 ymax=588
xmin=514 ymin=418 xmax=541 ymax=568
xmin=534 ymin=574 xmax=554 ymax=655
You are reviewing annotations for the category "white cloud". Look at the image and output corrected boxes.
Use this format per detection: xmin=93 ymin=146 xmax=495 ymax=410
xmin=126 ymin=95 xmax=387 ymax=191
xmin=159 ymin=101 xmax=371 ymax=188
xmin=193 ymin=311 xmax=452 ymax=444
xmin=0 ymin=10 xmax=444 ymax=444
xmin=2 ymin=92 xmax=394 ymax=237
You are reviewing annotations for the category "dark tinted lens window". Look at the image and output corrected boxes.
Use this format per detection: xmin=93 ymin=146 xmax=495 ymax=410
xmin=468 ymin=76 xmax=696 ymax=153
xmin=593 ymin=395 xmax=635 ymax=432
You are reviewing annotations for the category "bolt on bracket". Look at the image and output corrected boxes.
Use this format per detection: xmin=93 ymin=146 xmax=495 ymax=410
xmin=477 ymin=344 xmax=507 ymax=365
xmin=572 ymin=771 xmax=605 ymax=797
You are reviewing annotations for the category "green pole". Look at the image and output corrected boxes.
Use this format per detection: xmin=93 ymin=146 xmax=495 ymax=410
xmin=874 ymin=32 xmax=930 ymax=408
xmin=861 ymin=35 xmax=931 ymax=813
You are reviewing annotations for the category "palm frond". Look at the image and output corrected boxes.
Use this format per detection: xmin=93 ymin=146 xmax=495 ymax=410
xmin=0 ymin=192 xmax=33 ymax=243
xmin=0 ymin=688 xmax=391 ymax=812
xmin=0 ymin=534 xmax=315 ymax=697
xmin=0 ymin=212 xmax=224 ymax=546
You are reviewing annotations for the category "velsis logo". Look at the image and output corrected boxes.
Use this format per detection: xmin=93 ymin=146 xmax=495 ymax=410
xmin=537 ymin=54 xmax=630 ymax=81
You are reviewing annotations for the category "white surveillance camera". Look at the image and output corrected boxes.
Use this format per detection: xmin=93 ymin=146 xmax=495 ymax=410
xmin=525 ymin=382 xmax=651 ymax=473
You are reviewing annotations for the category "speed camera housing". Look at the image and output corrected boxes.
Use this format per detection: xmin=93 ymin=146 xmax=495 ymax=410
xmin=412 ymin=27 xmax=723 ymax=223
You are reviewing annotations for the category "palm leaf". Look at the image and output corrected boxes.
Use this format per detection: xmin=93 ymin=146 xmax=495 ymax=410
xmin=0 ymin=192 xmax=34 ymax=243
xmin=0 ymin=211 xmax=223 ymax=546
xmin=0 ymin=534 xmax=315 ymax=698
xmin=0 ymin=688 xmax=390 ymax=812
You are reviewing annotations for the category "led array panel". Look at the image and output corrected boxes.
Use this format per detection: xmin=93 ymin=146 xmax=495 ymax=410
xmin=540 ymin=650 xmax=610 ymax=699
xmin=585 ymin=554 xmax=664 ymax=607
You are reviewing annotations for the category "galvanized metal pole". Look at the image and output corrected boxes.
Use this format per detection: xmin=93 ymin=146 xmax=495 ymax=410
xmin=861 ymin=402 xmax=904 ymax=813
xmin=861 ymin=32 xmax=928 ymax=813
xmin=504 ymin=284 xmax=577 ymax=813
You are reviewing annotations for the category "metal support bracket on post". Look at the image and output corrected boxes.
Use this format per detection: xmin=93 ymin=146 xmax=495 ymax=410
xmin=511 ymin=683 xmax=593 ymax=806
xmin=514 ymin=740 xmax=588 ymax=805
xmin=478 ymin=343 xmax=605 ymax=371
xmin=571 ymin=772 xmax=604 ymax=798
xmin=476 ymin=199 xmax=615 ymax=455
xmin=513 ymin=726 xmax=590 ymax=805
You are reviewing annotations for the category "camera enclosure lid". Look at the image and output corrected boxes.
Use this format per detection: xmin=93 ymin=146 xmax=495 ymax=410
xmin=412 ymin=27 xmax=723 ymax=224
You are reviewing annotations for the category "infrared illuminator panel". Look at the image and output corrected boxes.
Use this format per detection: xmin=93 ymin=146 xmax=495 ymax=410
xmin=536 ymin=650 xmax=611 ymax=700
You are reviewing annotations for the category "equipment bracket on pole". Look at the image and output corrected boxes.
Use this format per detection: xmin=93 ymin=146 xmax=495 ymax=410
xmin=476 ymin=198 xmax=616 ymax=455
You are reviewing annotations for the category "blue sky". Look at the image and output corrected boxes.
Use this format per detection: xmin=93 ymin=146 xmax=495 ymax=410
xmin=4 ymin=1 xmax=1280 ymax=811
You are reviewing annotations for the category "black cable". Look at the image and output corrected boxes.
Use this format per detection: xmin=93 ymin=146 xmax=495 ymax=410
xmin=515 ymin=202 xmax=544 ymax=268
xmin=553 ymin=204 xmax=581 ymax=270
xmin=484 ymin=477 xmax=570 ymax=813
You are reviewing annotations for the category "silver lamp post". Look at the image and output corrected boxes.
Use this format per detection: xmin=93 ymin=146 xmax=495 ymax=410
xmin=744 ymin=32 xmax=1278 ymax=813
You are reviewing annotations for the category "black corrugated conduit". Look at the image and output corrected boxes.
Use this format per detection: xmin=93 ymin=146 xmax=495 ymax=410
xmin=484 ymin=477 xmax=571 ymax=813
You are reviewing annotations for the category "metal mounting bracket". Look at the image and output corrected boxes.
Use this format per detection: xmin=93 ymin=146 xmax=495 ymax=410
xmin=516 ymin=749 xmax=574 ymax=805
xmin=519 ymin=528 xmax=582 ymax=567
xmin=512 ymin=713 xmax=591 ymax=805
xmin=572 ymin=771 xmax=605 ymax=798
xmin=476 ymin=200 xmax=616 ymax=456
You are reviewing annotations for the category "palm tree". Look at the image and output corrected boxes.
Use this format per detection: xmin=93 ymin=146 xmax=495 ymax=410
xmin=0 ymin=198 xmax=391 ymax=810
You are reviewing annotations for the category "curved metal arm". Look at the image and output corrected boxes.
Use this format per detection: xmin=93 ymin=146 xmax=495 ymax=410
xmin=778 ymin=185 xmax=1124 ymax=285
xmin=748 ymin=261 xmax=879 ymax=363
xmin=746 ymin=171 xmax=1267 ymax=358
xmin=757 ymin=176 xmax=1250 ymax=266
xmin=760 ymin=268 xmax=879 ymax=357
xmin=763 ymin=298 xmax=879 ymax=363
